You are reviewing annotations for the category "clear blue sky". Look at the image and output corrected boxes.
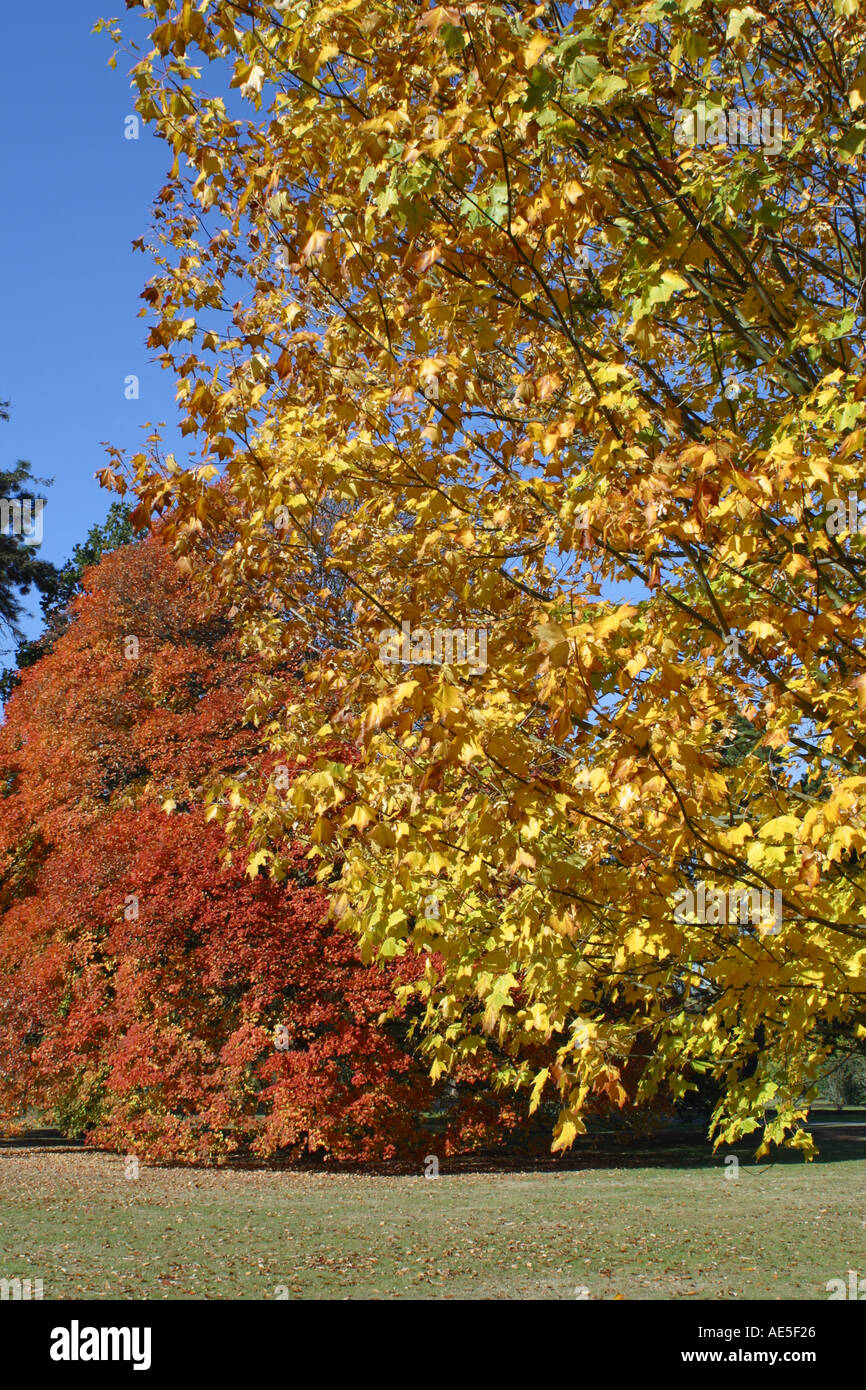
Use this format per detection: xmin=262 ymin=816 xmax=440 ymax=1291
xmin=0 ymin=3 xmax=183 ymax=643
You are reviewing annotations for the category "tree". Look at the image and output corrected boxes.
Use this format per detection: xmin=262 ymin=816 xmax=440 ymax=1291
xmin=104 ymin=0 xmax=866 ymax=1156
xmin=0 ymin=533 xmax=528 ymax=1161
xmin=0 ymin=501 xmax=143 ymax=703
xmin=0 ymin=402 xmax=60 ymax=648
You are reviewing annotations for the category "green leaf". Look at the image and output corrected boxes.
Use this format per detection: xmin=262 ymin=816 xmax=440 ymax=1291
xmin=755 ymin=200 xmax=787 ymax=230
xmin=633 ymin=270 xmax=690 ymax=322
xmin=569 ymin=55 xmax=601 ymax=87
xmin=591 ymin=73 xmax=628 ymax=102
xmin=523 ymin=65 xmax=557 ymax=111
xmin=820 ymin=308 xmax=856 ymax=341
xmin=485 ymin=181 xmax=510 ymax=228
xmin=441 ymin=23 xmax=467 ymax=55
xmin=838 ymin=124 xmax=866 ymax=155
xmin=374 ymin=184 xmax=400 ymax=216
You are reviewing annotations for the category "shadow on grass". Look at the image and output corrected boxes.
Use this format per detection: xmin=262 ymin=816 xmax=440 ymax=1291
xmin=4 ymin=1113 xmax=866 ymax=1176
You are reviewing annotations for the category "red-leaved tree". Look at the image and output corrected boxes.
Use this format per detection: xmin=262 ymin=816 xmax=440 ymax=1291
xmin=0 ymin=535 xmax=528 ymax=1161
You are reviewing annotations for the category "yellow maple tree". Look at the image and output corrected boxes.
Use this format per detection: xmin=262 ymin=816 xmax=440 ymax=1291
xmin=102 ymin=0 xmax=866 ymax=1155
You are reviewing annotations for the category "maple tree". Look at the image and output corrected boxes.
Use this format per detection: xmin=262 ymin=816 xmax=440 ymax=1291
xmin=0 ymin=533 xmax=527 ymax=1161
xmin=101 ymin=0 xmax=866 ymax=1156
xmin=0 ymin=501 xmax=144 ymax=701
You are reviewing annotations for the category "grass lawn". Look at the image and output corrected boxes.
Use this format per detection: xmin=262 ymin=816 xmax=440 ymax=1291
xmin=0 ymin=1138 xmax=864 ymax=1300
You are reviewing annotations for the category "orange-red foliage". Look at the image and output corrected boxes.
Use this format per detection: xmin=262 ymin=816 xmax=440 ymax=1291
xmin=0 ymin=537 xmax=525 ymax=1161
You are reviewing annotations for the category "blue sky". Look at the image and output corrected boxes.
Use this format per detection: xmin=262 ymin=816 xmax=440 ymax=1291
xmin=0 ymin=3 xmax=182 ymax=645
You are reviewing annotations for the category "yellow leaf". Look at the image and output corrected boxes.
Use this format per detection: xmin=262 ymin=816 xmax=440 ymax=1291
xmin=246 ymin=849 xmax=269 ymax=877
xmin=746 ymin=621 xmax=776 ymax=640
xmin=552 ymin=1118 xmax=579 ymax=1152
xmin=758 ymin=815 xmax=800 ymax=842
xmin=623 ymin=926 xmax=646 ymax=953
xmin=524 ymin=33 xmax=551 ymax=67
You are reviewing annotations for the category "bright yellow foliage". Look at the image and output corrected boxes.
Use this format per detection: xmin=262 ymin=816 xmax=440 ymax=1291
xmin=105 ymin=0 xmax=866 ymax=1157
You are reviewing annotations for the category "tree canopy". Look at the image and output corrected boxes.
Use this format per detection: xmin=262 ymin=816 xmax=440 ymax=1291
xmin=99 ymin=0 xmax=866 ymax=1156
xmin=0 ymin=532 xmax=534 ymax=1160
xmin=0 ymin=501 xmax=143 ymax=703
xmin=0 ymin=401 xmax=59 ymax=652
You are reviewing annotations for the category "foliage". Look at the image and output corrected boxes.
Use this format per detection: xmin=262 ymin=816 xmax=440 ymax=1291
xmin=815 ymin=1051 xmax=866 ymax=1107
xmin=0 ymin=403 xmax=60 ymax=643
xmin=101 ymin=0 xmax=866 ymax=1156
xmin=0 ymin=501 xmax=143 ymax=703
xmin=0 ymin=535 xmax=527 ymax=1161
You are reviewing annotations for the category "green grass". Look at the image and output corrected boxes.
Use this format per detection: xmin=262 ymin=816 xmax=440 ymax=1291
xmin=0 ymin=1143 xmax=863 ymax=1299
